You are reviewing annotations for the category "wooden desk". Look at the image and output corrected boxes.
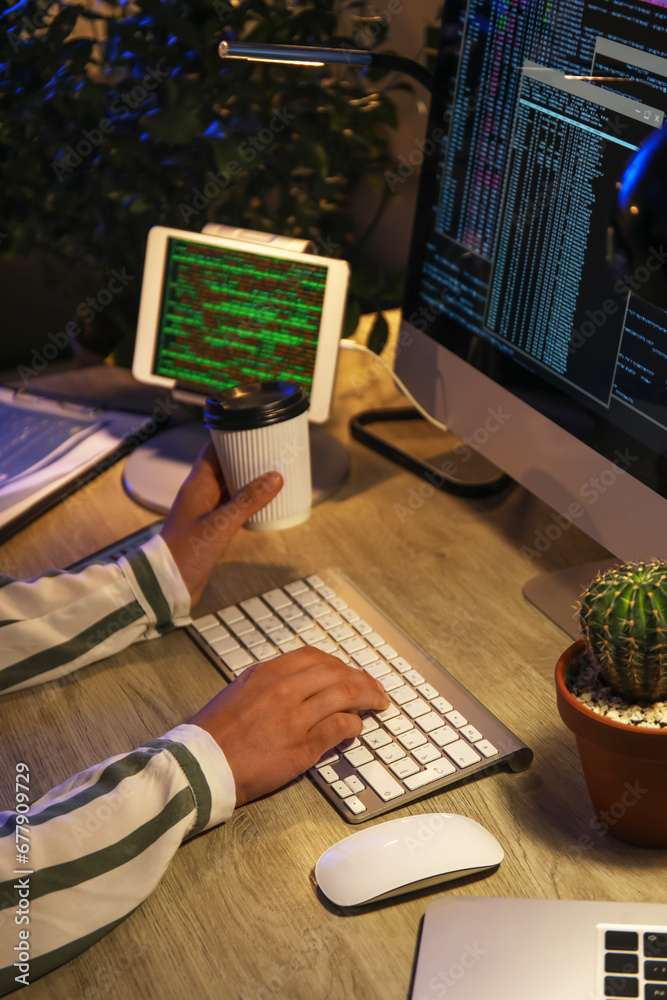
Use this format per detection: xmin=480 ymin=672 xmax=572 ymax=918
xmin=2 ymin=321 xmax=666 ymax=1000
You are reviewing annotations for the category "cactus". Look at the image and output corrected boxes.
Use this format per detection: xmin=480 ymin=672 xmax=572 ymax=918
xmin=579 ymin=561 xmax=667 ymax=704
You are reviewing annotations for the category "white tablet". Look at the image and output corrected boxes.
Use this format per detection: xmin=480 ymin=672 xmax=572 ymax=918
xmin=132 ymin=226 xmax=350 ymax=423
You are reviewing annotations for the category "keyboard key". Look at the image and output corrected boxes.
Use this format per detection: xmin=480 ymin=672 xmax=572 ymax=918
xmin=412 ymin=744 xmax=442 ymax=765
xmin=376 ymin=742 xmax=406 ymax=764
xmin=328 ymin=596 xmax=347 ymax=612
xmin=319 ymin=613 xmax=344 ymax=631
xmin=220 ymin=648 xmax=254 ymax=671
xmin=340 ymin=635 xmax=366 ymax=654
xmin=345 ymin=796 xmax=366 ymax=815
xmin=312 ymin=639 xmax=338 ymax=654
xmin=403 ymin=698 xmax=431 ymax=719
xmin=398 ymin=728 xmax=428 ymax=750
xmin=378 ymin=644 xmax=397 ymax=660
xmin=229 ymin=617 xmax=254 ymax=636
xmin=260 ymin=615 xmax=283 ymax=633
xmin=240 ymin=597 xmax=272 ymax=621
xmin=318 ymin=766 xmax=339 ymax=783
xmin=605 ymin=955 xmax=639 ymax=974
xmin=356 ymin=761 xmax=406 ymax=801
xmin=364 ymin=661 xmax=391 ymax=679
xmin=277 ymin=638 xmax=305 ymax=652
xmin=278 ymin=603 xmax=301 ymax=621
xmin=392 ymin=657 xmax=412 ymax=673
xmin=332 ymin=780 xmax=353 ymax=799
xmin=476 ymin=740 xmax=498 ymax=758
xmin=296 ymin=590 xmax=319 ymax=608
xmin=290 ymin=615 xmax=316 ymax=634
xmin=445 ymin=710 xmax=468 ymax=728
xmin=374 ymin=704 xmax=400 ymax=722
xmin=332 ymin=651 xmax=351 ymax=664
xmin=366 ymin=631 xmax=385 ymax=647
xmin=318 ymin=585 xmax=337 ymax=600
xmin=380 ymin=672 xmax=404 ymax=693
xmin=389 ymin=757 xmax=420 ymax=779
xmin=218 ymin=605 xmax=245 ymax=625
xmin=646 ymin=934 xmax=667 ymax=959
xmin=430 ymin=726 xmax=459 ymax=747
xmin=209 ymin=636 xmax=242 ymax=656
xmin=403 ymin=760 xmax=456 ymax=790
xmin=338 ymin=737 xmax=360 ymax=751
xmin=193 ymin=614 xmax=219 ymax=631
xmin=391 ymin=686 xmax=417 ymax=706
xmin=344 ymin=746 xmax=374 ymax=767
xmin=363 ymin=730 xmax=393 ymax=750
xmin=385 ymin=714 xmax=413 ymax=736
xmin=242 ymin=629 xmax=265 ymax=647
xmin=353 ymin=620 xmax=373 ymax=635
xmin=329 ymin=624 xmax=355 ymax=642
xmin=344 ymin=775 xmax=365 ymax=794
xmin=417 ymin=683 xmax=439 ymax=700
xmin=361 ymin=716 xmax=379 ymax=734
xmin=606 ymin=932 xmax=638 ymax=951
xmin=284 ymin=580 xmax=308 ymax=597
xmin=262 ymin=588 xmax=292 ymax=610
xmin=443 ymin=740 xmax=481 ymax=768
xmin=199 ymin=624 xmax=231 ymax=644
xmin=460 ymin=725 xmax=483 ymax=742
xmin=301 ymin=626 xmax=326 ymax=644
xmin=270 ymin=627 xmax=293 ymax=644
xmin=431 ymin=696 xmax=453 ymax=714
xmin=341 ymin=608 xmax=360 ymax=623
xmin=315 ymin=751 xmax=339 ymax=766
xmin=253 ymin=642 xmax=277 ymax=660
xmin=305 ymin=574 xmax=325 ymax=588
xmin=352 ymin=647 xmax=379 ymax=668
xmin=404 ymin=670 xmax=425 ymax=686
xmin=306 ymin=600 xmax=330 ymax=618
xmin=416 ymin=711 xmax=445 ymax=733
xmin=604 ymin=977 xmax=639 ymax=998
xmin=645 ymin=962 xmax=667 ymax=981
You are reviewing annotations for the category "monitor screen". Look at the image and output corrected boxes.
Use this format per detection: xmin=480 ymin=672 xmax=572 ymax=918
xmin=133 ymin=227 xmax=349 ymax=423
xmin=397 ymin=0 xmax=667 ymax=569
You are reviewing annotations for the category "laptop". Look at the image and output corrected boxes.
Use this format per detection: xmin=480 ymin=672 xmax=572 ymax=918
xmin=411 ymin=897 xmax=667 ymax=1000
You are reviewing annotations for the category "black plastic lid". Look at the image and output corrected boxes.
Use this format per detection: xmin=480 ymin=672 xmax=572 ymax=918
xmin=203 ymin=381 xmax=310 ymax=431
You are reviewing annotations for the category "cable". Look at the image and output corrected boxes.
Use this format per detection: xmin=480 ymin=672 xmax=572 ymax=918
xmin=339 ymin=338 xmax=452 ymax=434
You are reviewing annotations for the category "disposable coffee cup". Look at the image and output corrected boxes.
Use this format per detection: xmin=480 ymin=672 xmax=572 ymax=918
xmin=204 ymin=381 xmax=311 ymax=531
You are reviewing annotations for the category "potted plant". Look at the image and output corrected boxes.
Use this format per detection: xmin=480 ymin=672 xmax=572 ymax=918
xmin=555 ymin=561 xmax=667 ymax=848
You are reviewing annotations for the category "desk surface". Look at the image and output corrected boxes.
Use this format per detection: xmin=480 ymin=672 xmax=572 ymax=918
xmin=2 ymin=317 xmax=666 ymax=1000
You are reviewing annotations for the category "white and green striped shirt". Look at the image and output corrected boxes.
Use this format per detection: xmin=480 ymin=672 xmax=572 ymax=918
xmin=0 ymin=536 xmax=236 ymax=995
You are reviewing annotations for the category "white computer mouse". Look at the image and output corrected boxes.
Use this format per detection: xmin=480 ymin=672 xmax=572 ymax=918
xmin=315 ymin=813 xmax=503 ymax=907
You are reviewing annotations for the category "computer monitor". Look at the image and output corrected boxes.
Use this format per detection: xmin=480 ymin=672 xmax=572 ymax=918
xmin=395 ymin=1 xmax=667 ymax=634
xmin=126 ymin=225 xmax=350 ymax=513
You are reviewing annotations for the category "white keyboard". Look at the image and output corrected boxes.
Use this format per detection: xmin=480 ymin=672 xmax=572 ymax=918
xmin=188 ymin=568 xmax=533 ymax=822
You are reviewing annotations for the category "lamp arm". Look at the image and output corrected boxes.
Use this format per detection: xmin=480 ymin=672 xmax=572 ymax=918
xmin=218 ymin=41 xmax=433 ymax=90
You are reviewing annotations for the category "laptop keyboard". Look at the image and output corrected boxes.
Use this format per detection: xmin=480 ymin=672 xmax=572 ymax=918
xmin=600 ymin=926 xmax=667 ymax=999
xmin=189 ymin=568 xmax=533 ymax=822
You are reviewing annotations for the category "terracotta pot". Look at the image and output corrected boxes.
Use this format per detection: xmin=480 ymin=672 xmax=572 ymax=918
xmin=555 ymin=639 xmax=667 ymax=848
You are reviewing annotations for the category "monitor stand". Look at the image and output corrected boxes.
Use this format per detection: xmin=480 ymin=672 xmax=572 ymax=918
xmin=522 ymin=558 xmax=618 ymax=638
xmin=122 ymin=422 xmax=349 ymax=515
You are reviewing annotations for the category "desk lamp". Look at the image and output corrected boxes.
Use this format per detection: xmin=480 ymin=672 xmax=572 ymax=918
xmin=219 ymin=40 xmax=508 ymax=497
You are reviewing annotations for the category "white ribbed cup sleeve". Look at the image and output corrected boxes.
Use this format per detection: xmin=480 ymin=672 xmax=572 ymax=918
xmin=210 ymin=411 xmax=311 ymax=530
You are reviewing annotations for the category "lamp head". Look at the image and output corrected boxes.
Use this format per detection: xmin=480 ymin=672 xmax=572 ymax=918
xmin=610 ymin=123 xmax=667 ymax=310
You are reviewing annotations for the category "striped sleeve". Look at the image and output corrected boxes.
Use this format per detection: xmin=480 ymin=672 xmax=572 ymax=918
xmin=0 ymin=724 xmax=236 ymax=995
xmin=0 ymin=535 xmax=191 ymax=694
